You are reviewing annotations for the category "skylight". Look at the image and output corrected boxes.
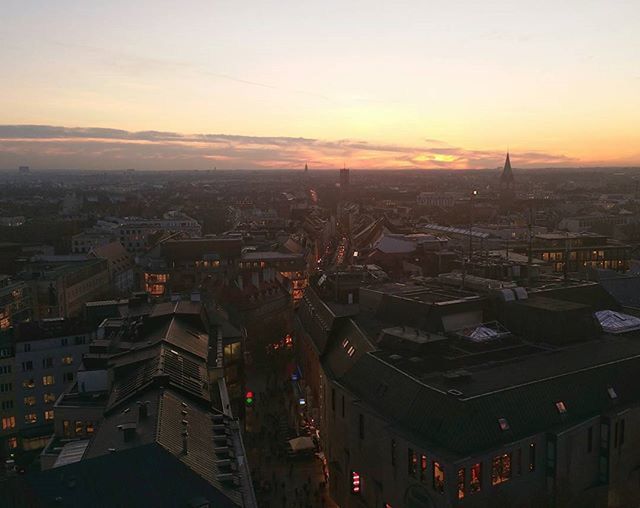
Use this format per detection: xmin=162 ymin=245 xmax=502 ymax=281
xmin=498 ymin=418 xmax=510 ymax=431
xmin=555 ymin=401 xmax=567 ymax=414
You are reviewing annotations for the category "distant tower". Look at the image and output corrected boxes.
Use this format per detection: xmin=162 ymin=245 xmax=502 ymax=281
xmin=304 ymin=163 xmax=308 ymax=172
xmin=340 ymin=166 xmax=350 ymax=187
xmin=500 ymin=152 xmax=515 ymax=201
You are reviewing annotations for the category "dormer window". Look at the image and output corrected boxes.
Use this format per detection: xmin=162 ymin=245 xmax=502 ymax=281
xmin=555 ymin=401 xmax=567 ymax=414
xmin=607 ymin=387 xmax=618 ymax=399
xmin=498 ymin=418 xmax=510 ymax=431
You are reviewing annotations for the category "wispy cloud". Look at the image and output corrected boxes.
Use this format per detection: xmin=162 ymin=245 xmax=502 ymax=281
xmin=0 ymin=124 xmax=580 ymax=171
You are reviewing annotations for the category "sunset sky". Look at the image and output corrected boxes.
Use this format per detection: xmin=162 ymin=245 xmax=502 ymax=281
xmin=1 ymin=0 xmax=639 ymax=170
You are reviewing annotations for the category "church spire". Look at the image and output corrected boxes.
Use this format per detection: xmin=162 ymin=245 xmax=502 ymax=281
xmin=501 ymin=152 xmax=514 ymax=184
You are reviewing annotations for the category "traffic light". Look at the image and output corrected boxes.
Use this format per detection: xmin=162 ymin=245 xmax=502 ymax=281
xmin=245 ymin=391 xmax=254 ymax=407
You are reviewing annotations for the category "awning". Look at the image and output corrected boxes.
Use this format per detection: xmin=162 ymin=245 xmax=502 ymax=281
xmin=288 ymin=436 xmax=315 ymax=452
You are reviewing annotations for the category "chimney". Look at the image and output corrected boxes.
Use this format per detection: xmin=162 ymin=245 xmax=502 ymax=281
xmin=182 ymin=430 xmax=189 ymax=455
xmin=118 ymin=423 xmax=137 ymax=442
xmin=137 ymin=400 xmax=149 ymax=420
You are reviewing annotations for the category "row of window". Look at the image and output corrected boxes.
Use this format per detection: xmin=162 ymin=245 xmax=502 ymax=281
xmin=23 ymin=337 xmax=85 ymax=352
xmin=21 ymin=356 xmax=73 ymax=372
xmin=403 ymin=444 xmax=536 ymax=498
xmin=23 ymin=410 xmax=55 ymax=424
xmin=22 ymin=373 xmax=74 ymax=389
xmin=23 ymin=393 xmax=57 ymax=406
xmin=62 ymin=419 xmax=95 ymax=437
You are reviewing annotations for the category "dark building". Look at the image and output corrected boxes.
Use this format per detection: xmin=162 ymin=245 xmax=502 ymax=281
xmin=296 ymin=277 xmax=640 ymax=508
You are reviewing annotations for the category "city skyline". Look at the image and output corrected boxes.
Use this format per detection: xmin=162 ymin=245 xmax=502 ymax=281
xmin=1 ymin=0 xmax=639 ymax=170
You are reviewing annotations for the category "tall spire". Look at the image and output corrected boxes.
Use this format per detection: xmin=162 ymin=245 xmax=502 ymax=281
xmin=501 ymin=152 xmax=514 ymax=184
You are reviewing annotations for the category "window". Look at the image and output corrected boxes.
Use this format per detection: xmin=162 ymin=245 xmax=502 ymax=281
xmin=61 ymin=338 xmax=68 ymax=346
xmin=25 ymin=413 xmax=37 ymax=424
xmin=24 ymin=343 xmax=31 ymax=352
xmin=0 ymin=365 xmax=11 ymax=374
xmin=63 ymin=372 xmax=74 ymax=383
xmin=43 ymin=375 xmax=55 ymax=386
xmin=44 ymin=410 xmax=54 ymax=421
xmin=0 ymin=383 xmax=12 ymax=392
xmin=63 ymin=420 xmax=72 ymax=437
xmin=22 ymin=361 xmax=33 ymax=372
xmin=86 ymin=421 xmax=95 ymax=434
xmin=75 ymin=421 xmax=83 ymax=435
xmin=470 ymin=463 xmax=482 ymax=493
xmin=555 ymin=401 xmax=567 ymax=414
xmin=23 ymin=396 xmax=36 ymax=407
xmin=529 ymin=443 xmax=536 ymax=471
xmin=457 ymin=468 xmax=465 ymax=499
xmin=2 ymin=416 xmax=15 ymax=430
xmin=350 ymin=471 xmax=361 ymax=494
xmin=498 ymin=418 xmax=510 ymax=431
xmin=491 ymin=453 xmax=512 ymax=485
xmin=607 ymin=387 xmax=618 ymax=399
xmin=420 ymin=454 xmax=427 ymax=481
xmin=44 ymin=393 xmax=56 ymax=404
xmin=1 ymin=400 xmax=13 ymax=410
xmin=408 ymin=448 xmax=417 ymax=477
xmin=42 ymin=357 xmax=53 ymax=368
xmin=432 ymin=462 xmax=444 ymax=493
xmin=74 ymin=336 xmax=86 ymax=345
xmin=358 ymin=414 xmax=364 ymax=440
xmin=7 ymin=437 xmax=17 ymax=449
xmin=587 ymin=427 xmax=593 ymax=453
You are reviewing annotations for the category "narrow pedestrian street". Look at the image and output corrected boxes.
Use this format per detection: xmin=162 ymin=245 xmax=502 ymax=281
xmin=244 ymin=347 xmax=338 ymax=508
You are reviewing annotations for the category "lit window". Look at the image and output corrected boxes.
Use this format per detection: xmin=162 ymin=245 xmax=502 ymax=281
xmin=555 ymin=401 xmax=567 ymax=414
xmin=470 ymin=463 xmax=482 ymax=493
xmin=23 ymin=396 xmax=36 ymax=407
xmin=43 ymin=375 xmax=55 ymax=386
xmin=607 ymin=387 xmax=618 ymax=399
xmin=420 ymin=454 xmax=427 ymax=481
xmin=529 ymin=443 xmax=536 ymax=471
xmin=498 ymin=418 xmax=510 ymax=431
xmin=25 ymin=413 xmax=38 ymax=424
xmin=44 ymin=410 xmax=54 ymax=421
xmin=432 ymin=462 xmax=445 ymax=493
xmin=491 ymin=453 xmax=512 ymax=485
xmin=7 ymin=437 xmax=17 ymax=449
xmin=86 ymin=421 xmax=95 ymax=434
xmin=44 ymin=393 xmax=56 ymax=404
xmin=346 ymin=346 xmax=356 ymax=357
xmin=61 ymin=356 xmax=73 ymax=365
xmin=63 ymin=420 xmax=72 ymax=437
xmin=341 ymin=338 xmax=350 ymax=348
xmin=457 ymin=468 xmax=465 ymax=499
xmin=350 ymin=471 xmax=361 ymax=494
xmin=2 ymin=416 xmax=16 ymax=430
xmin=22 ymin=379 xmax=35 ymax=389
xmin=75 ymin=420 xmax=84 ymax=434
xmin=408 ymin=448 xmax=417 ymax=477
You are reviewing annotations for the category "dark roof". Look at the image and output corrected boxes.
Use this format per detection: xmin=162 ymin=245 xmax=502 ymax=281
xmin=8 ymin=442 xmax=239 ymax=508
xmin=162 ymin=238 xmax=242 ymax=262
